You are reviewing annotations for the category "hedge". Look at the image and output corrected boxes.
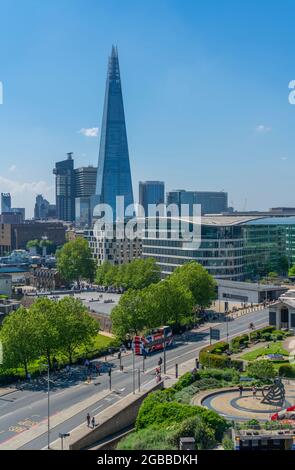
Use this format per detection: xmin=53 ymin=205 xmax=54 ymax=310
xmin=199 ymin=341 xmax=243 ymax=371
xmin=231 ymin=334 xmax=249 ymax=349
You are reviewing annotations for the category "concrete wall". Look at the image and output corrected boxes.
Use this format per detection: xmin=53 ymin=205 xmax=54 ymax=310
xmin=69 ymin=381 xmax=164 ymax=450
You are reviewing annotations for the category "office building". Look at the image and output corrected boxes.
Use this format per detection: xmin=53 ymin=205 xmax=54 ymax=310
xmin=11 ymin=208 xmax=25 ymax=221
xmin=75 ymin=166 xmax=97 ymax=198
xmin=34 ymin=195 xmax=50 ymax=220
xmin=1 ymin=193 xmax=11 ymax=214
xmin=142 ymin=214 xmax=295 ymax=281
xmin=53 ymin=153 xmax=75 ymax=222
xmin=93 ymin=46 xmax=134 ymax=222
xmin=0 ymin=221 xmax=66 ymax=255
xmin=75 ymin=166 xmax=97 ymax=227
xmin=139 ymin=181 xmax=165 ymax=217
xmin=166 ymin=190 xmax=228 ymax=215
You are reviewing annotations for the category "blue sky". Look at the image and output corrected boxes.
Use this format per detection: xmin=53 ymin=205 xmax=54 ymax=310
xmin=0 ymin=0 xmax=294 ymax=216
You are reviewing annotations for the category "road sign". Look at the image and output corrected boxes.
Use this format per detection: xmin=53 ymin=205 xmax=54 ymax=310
xmin=210 ymin=328 xmax=220 ymax=341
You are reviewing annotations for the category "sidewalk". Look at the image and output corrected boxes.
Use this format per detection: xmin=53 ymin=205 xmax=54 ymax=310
xmin=0 ymin=387 xmax=17 ymax=398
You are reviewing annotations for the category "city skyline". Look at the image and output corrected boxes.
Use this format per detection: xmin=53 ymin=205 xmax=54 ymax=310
xmin=0 ymin=0 xmax=295 ymax=216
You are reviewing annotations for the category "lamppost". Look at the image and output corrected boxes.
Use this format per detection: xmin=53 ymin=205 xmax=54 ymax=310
xmin=132 ymin=345 xmax=135 ymax=394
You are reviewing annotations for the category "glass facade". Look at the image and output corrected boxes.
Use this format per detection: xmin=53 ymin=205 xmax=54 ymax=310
xmin=138 ymin=181 xmax=165 ymax=216
xmin=94 ymin=46 xmax=134 ymax=222
xmin=142 ymin=216 xmax=295 ymax=280
xmin=166 ymin=190 xmax=228 ymax=215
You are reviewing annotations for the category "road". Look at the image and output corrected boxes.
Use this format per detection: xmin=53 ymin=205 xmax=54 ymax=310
xmin=0 ymin=308 xmax=269 ymax=450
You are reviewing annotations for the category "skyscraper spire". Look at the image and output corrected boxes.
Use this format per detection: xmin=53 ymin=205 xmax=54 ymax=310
xmin=93 ymin=46 xmax=134 ymax=222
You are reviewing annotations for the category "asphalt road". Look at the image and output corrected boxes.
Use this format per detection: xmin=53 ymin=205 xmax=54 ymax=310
xmin=0 ymin=308 xmax=269 ymax=450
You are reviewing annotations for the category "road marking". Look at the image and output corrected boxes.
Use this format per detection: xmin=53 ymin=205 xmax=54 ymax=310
xmin=91 ymin=405 xmax=103 ymax=413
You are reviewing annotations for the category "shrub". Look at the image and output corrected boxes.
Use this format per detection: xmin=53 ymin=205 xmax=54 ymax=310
xmin=199 ymin=368 xmax=240 ymax=383
xmin=246 ymin=360 xmax=276 ymax=381
xmin=222 ymin=436 xmax=234 ymax=450
xmin=174 ymin=378 xmax=221 ymax=404
xmin=193 ymin=406 xmax=229 ymax=441
xmin=210 ymin=341 xmax=229 ymax=354
xmin=117 ymin=427 xmax=177 ymax=450
xmin=136 ymin=401 xmax=201 ymax=431
xmin=167 ymin=416 xmax=215 ymax=450
xmin=261 ymin=332 xmax=272 ymax=341
xmin=199 ymin=350 xmax=243 ymax=371
xmin=278 ymin=364 xmax=295 ymax=378
xmin=231 ymin=334 xmax=249 ymax=349
xmin=173 ymin=371 xmax=200 ymax=391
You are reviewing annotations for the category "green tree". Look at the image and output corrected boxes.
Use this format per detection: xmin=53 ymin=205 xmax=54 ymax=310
xmin=144 ymin=279 xmax=193 ymax=329
xmin=247 ymin=360 xmax=276 ymax=381
xmin=0 ymin=307 xmax=39 ymax=376
xmin=29 ymin=298 xmax=59 ymax=369
xmin=26 ymin=239 xmax=40 ymax=253
xmin=170 ymin=261 xmax=216 ymax=309
xmin=56 ymin=238 xmax=96 ymax=285
xmin=111 ymin=289 xmax=147 ymax=339
xmin=288 ymin=264 xmax=295 ymax=278
xmin=55 ymin=297 xmax=98 ymax=364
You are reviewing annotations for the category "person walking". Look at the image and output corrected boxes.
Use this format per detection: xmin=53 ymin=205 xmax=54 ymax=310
xmin=86 ymin=413 xmax=91 ymax=427
xmin=252 ymin=386 xmax=257 ymax=399
xmin=238 ymin=384 xmax=243 ymax=397
xmin=91 ymin=416 xmax=95 ymax=428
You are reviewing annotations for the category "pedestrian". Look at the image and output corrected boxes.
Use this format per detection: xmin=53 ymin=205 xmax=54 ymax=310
xmin=252 ymin=386 xmax=257 ymax=399
xmin=86 ymin=413 xmax=91 ymax=427
xmin=91 ymin=416 xmax=95 ymax=428
xmin=238 ymin=384 xmax=243 ymax=397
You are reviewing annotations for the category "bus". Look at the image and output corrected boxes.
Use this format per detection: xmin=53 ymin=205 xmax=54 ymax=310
xmin=132 ymin=326 xmax=173 ymax=355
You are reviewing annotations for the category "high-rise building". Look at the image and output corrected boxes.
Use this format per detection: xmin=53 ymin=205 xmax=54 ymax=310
xmin=139 ymin=181 xmax=165 ymax=217
xmin=1 ymin=193 xmax=11 ymax=214
xmin=166 ymin=190 xmax=228 ymax=215
xmin=74 ymin=166 xmax=97 ymax=198
xmin=74 ymin=166 xmax=97 ymax=227
xmin=34 ymin=195 xmax=50 ymax=220
xmin=53 ymin=153 xmax=75 ymax=222
xmin=93 ymin=46 xmax=134 ymax=222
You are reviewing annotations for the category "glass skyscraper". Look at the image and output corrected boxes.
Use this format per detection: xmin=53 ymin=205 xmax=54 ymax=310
xmin=93 ymin=46 xmax=134 ymax=222
xmin=139 ymin=181 xmax=165 ymax=216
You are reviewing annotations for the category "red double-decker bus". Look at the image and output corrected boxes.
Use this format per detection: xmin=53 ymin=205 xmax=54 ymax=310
xmin=132 ymin=326 xmax=173 ymax=355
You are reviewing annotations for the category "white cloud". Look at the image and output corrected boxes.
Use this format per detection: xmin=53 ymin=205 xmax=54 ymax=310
xmin=255 ymin=124 xmax=271 ymax=134
xmin=78 ymin=127 xmax=99 ymax=137
xmin=0 ymin=175 xmax=54 ymax=218
xmin=8 ymin=164 xmax=16 ymax=172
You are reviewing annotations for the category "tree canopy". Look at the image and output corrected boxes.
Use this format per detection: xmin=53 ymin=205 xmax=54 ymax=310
xmin=111 ymin=261 xmax=216 ymax=340
xmin=56 ymin=237 xmax=96 ymax=284
xmin=0 ymin=296 xmax=99 ymax=371
xmin=95 ymin=258 xmax=161 ymax=290
xmin=169 ymin=261 xmax=216 ymax=309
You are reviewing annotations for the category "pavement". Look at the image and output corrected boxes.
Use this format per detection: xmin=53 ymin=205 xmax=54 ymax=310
xmin=0 ymin=307 xmax=269 ymax=450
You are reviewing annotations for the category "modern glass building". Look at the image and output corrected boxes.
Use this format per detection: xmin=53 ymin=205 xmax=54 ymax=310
xmin=166 ymin=190 xmax=228 ymax=215
xmin=93 ymin=46 xmax=134 ymax=222
xmin=142 ymin=215 xmax=295 ymax=280
xmin=53 ymin=153 xmax=75 ymax=222
xmin=139 ymin=181 xmax=165 ymax=217
xmin=1 ymin=193 xmax=11 ymax=214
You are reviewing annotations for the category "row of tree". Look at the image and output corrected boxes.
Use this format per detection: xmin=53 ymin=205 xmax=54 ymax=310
xmin=0 ymin=297 xmax=98 ymax=375
xmin=111 ymin=261 xmax=216 ymax=340
xmin=95 ymin=258 xmax=161 ymax=290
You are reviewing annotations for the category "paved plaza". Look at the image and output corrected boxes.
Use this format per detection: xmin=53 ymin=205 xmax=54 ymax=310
xmin=194 ymin=384 xmax=295 ymax=422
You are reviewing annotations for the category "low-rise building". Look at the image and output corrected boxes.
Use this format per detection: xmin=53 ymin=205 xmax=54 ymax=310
xmin=0 ymin=274 xmax=12 ymax=297
xmin=32 ymin=268 xmax=64 ymax=290
xmin=0 ymin=298 xmax=21 ymax=324
xmin=269 ymin=290 xmax=295 ymax=332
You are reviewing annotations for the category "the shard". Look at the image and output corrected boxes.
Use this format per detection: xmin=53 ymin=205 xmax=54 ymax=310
xmin=93 ymin=46 xmax=134 ymax=222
